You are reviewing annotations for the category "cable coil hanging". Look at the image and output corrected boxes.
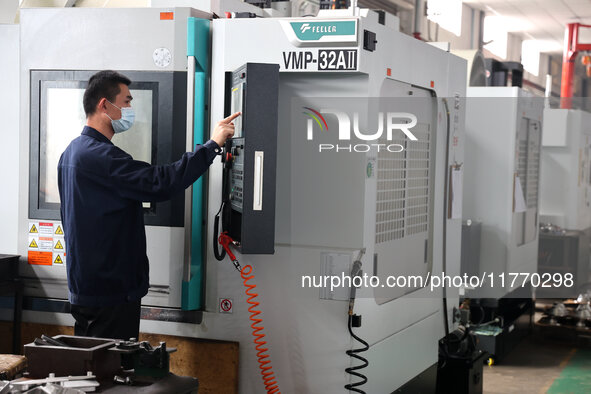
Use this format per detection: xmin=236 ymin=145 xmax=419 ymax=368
xmin=217 ymin=230 xmax=281 ymax=394
xmin=241 ymin=264 xmax=281 ymax=394
xmin=344 ymin=314 xmax=369 ymax=393
xmin=344 ymin=253 xmax=369 ymax=393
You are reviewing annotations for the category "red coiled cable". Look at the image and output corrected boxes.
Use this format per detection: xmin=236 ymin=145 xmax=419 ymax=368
xmin=240 ymin=264 xmax=281 ymax=394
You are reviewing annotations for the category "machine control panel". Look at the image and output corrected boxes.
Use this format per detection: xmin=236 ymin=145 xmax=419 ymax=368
xmin=224 ymin=63 xmax=279 ymax=254
xmin=230 ymin=142 xmax=244 ymax=211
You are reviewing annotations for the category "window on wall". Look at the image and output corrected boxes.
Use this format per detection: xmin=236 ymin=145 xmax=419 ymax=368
xmin=427 ymin=0 xmax=463 ymax=37
xmin=522 ymin=40 xmax=540 ymax=76
xmin=483 ymin=16 xmax=508 ymax=59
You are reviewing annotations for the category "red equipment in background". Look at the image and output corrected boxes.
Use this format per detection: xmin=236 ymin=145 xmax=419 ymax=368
xmin=561 ymin=23 xmax=591 ymax=108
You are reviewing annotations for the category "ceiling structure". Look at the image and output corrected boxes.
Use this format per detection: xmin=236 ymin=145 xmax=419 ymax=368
xmin=464 ymin=0 xmax=591 ymax=53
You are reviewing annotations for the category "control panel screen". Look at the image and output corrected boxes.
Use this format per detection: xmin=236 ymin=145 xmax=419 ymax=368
xmin=231 ymin=83 xmax=244 ymax=138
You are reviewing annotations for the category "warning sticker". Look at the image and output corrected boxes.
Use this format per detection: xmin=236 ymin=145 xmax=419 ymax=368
xmin=27 ymin=222 xmax=65 ymax=268
xmin=28 ymin=236 xmax=51 ymax=251
xmin=39 ymin=222 xmax=54 ymax=235
xmin=28 ymin=251 xmax=52 ymax=265
xmin=53 ymin=239 xmax=65 ymax=251
xmin=37 ymin=236 xmax=53 ymax=252
xmin=52 ymin=252 xmax=65 ymax=265
xmin=219 ymin=298 xmax=233 ymax=314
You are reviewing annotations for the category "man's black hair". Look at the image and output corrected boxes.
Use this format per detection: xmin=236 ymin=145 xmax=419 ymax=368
xmin=83 ymin=70 xmax=131 ymax=117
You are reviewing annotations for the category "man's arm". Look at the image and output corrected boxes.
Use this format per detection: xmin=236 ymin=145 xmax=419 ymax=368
xmin=109 ymin=140 xmax=218 ymax=202
xmin=108 ymin=112 xmax=240 ymax=202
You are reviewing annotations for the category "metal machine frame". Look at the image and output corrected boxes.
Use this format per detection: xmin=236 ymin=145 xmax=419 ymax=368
xmin=539 ymin=108 xmax=591 ymax=297
xmin=199 ymin=11 xmax=466 ymax=392
xmin=461 ymin=86 xmax=543 ymax=363
xmin=463 ymin=87 xmax=543 ymax=298
xmin=540 ymin=108 xmax=591 ymax=231
xmin=14 ymin=6 xmax=469 ymax=393
xmin=18 ymin=7 xmax=211 ymax=309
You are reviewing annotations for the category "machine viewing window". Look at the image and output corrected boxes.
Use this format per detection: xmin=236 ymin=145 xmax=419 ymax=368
xmin=40 ymin=84 xmax=154 ymax=207
xmin=42 ymin=85 xmax=86 ymax=206
xmin=30 ymin=70 xmax=188 ymax=226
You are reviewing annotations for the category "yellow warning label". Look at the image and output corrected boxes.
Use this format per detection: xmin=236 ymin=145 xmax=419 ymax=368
xmin=54 ymin=255 xmax=63 ymax=264
xmin=55 ymin=225 xmax=63 ymax=235
xmin=29 ymin=224 xmax=38 ymax=234
xmin=29 ymin=239 xmax=38 ymax=248
xmin=54 ymin=240 xmax=64 ymax=250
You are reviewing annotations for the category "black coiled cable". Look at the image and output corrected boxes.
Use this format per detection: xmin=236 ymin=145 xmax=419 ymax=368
xmin=344 ymin=314 xmax=369 ymax=393
xmin=213 ymin=201 xmax=227 ymax=261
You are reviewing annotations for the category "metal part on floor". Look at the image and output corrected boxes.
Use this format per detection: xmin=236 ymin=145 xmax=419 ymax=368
xmin=13 ymin=334 xmax=199 ymax=393
xmin=110 ymin=340 xmax=176 ymax=378
xmin=23 ymin=336 xmax=120 ymax=379
xmin=9 ymin=372 xmax=98 ymax=392
xmin=536 ymin=299 xmax=591 ymax=345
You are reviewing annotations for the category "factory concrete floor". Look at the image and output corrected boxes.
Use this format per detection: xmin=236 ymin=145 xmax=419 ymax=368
xmin=483 ymin=318 xmax=591 ymax=393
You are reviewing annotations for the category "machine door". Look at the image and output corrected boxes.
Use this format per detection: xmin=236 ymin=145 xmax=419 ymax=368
xmin=24 ymin=70 xmax=188 ymax=307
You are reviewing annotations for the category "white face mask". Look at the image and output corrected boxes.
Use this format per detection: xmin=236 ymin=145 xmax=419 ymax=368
xmin=106 ymin=100 xmax=135 ymax=133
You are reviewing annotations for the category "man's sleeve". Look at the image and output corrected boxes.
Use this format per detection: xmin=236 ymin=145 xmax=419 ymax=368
xmin=108 ymin=140 xmax=221 ymax=202
xmin=57 ymin=155 xmax=65 ymax=223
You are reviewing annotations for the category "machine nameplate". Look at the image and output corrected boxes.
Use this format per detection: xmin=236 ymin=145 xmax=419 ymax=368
xmin=281 ymin=49 xmax=357 ymax=71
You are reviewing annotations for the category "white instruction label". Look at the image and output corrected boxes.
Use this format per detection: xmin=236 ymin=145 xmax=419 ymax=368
xmin=38 ymin=222 xmax=54 ymax=235
xmin=320 ymin=252 xmax=352 ymax=301
xmin=450 ymin=167 xmax=463 ymax=219
xmin=514 ymin=176 xmax=527 ymax=213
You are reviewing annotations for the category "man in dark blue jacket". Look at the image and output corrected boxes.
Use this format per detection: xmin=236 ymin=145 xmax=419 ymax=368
xmin=58 ymin=70 xmax=239 ymax=340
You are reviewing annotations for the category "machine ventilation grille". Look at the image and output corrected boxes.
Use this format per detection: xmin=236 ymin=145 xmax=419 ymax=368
xmin=517 ymin=121 xmax=541 ymax=209
xmin=526 ymin=132 xmax=541 ymax=208
xmin=517 ymin=139 xmax=528 ymax=198
xmin=375 ymin=126 xmax=430 ymax=244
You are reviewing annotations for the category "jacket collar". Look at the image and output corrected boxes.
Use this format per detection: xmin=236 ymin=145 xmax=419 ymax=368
xmin=81 ymin=126 xmax=113 ymax=145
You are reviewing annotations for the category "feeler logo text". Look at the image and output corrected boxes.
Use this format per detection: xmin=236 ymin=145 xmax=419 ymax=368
xmin=291 ymin=21 xmax=356 ymax=41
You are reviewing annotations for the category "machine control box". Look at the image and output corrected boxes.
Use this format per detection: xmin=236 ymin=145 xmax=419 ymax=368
xmin=224 ymin=63 xmax=279 ymax=254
